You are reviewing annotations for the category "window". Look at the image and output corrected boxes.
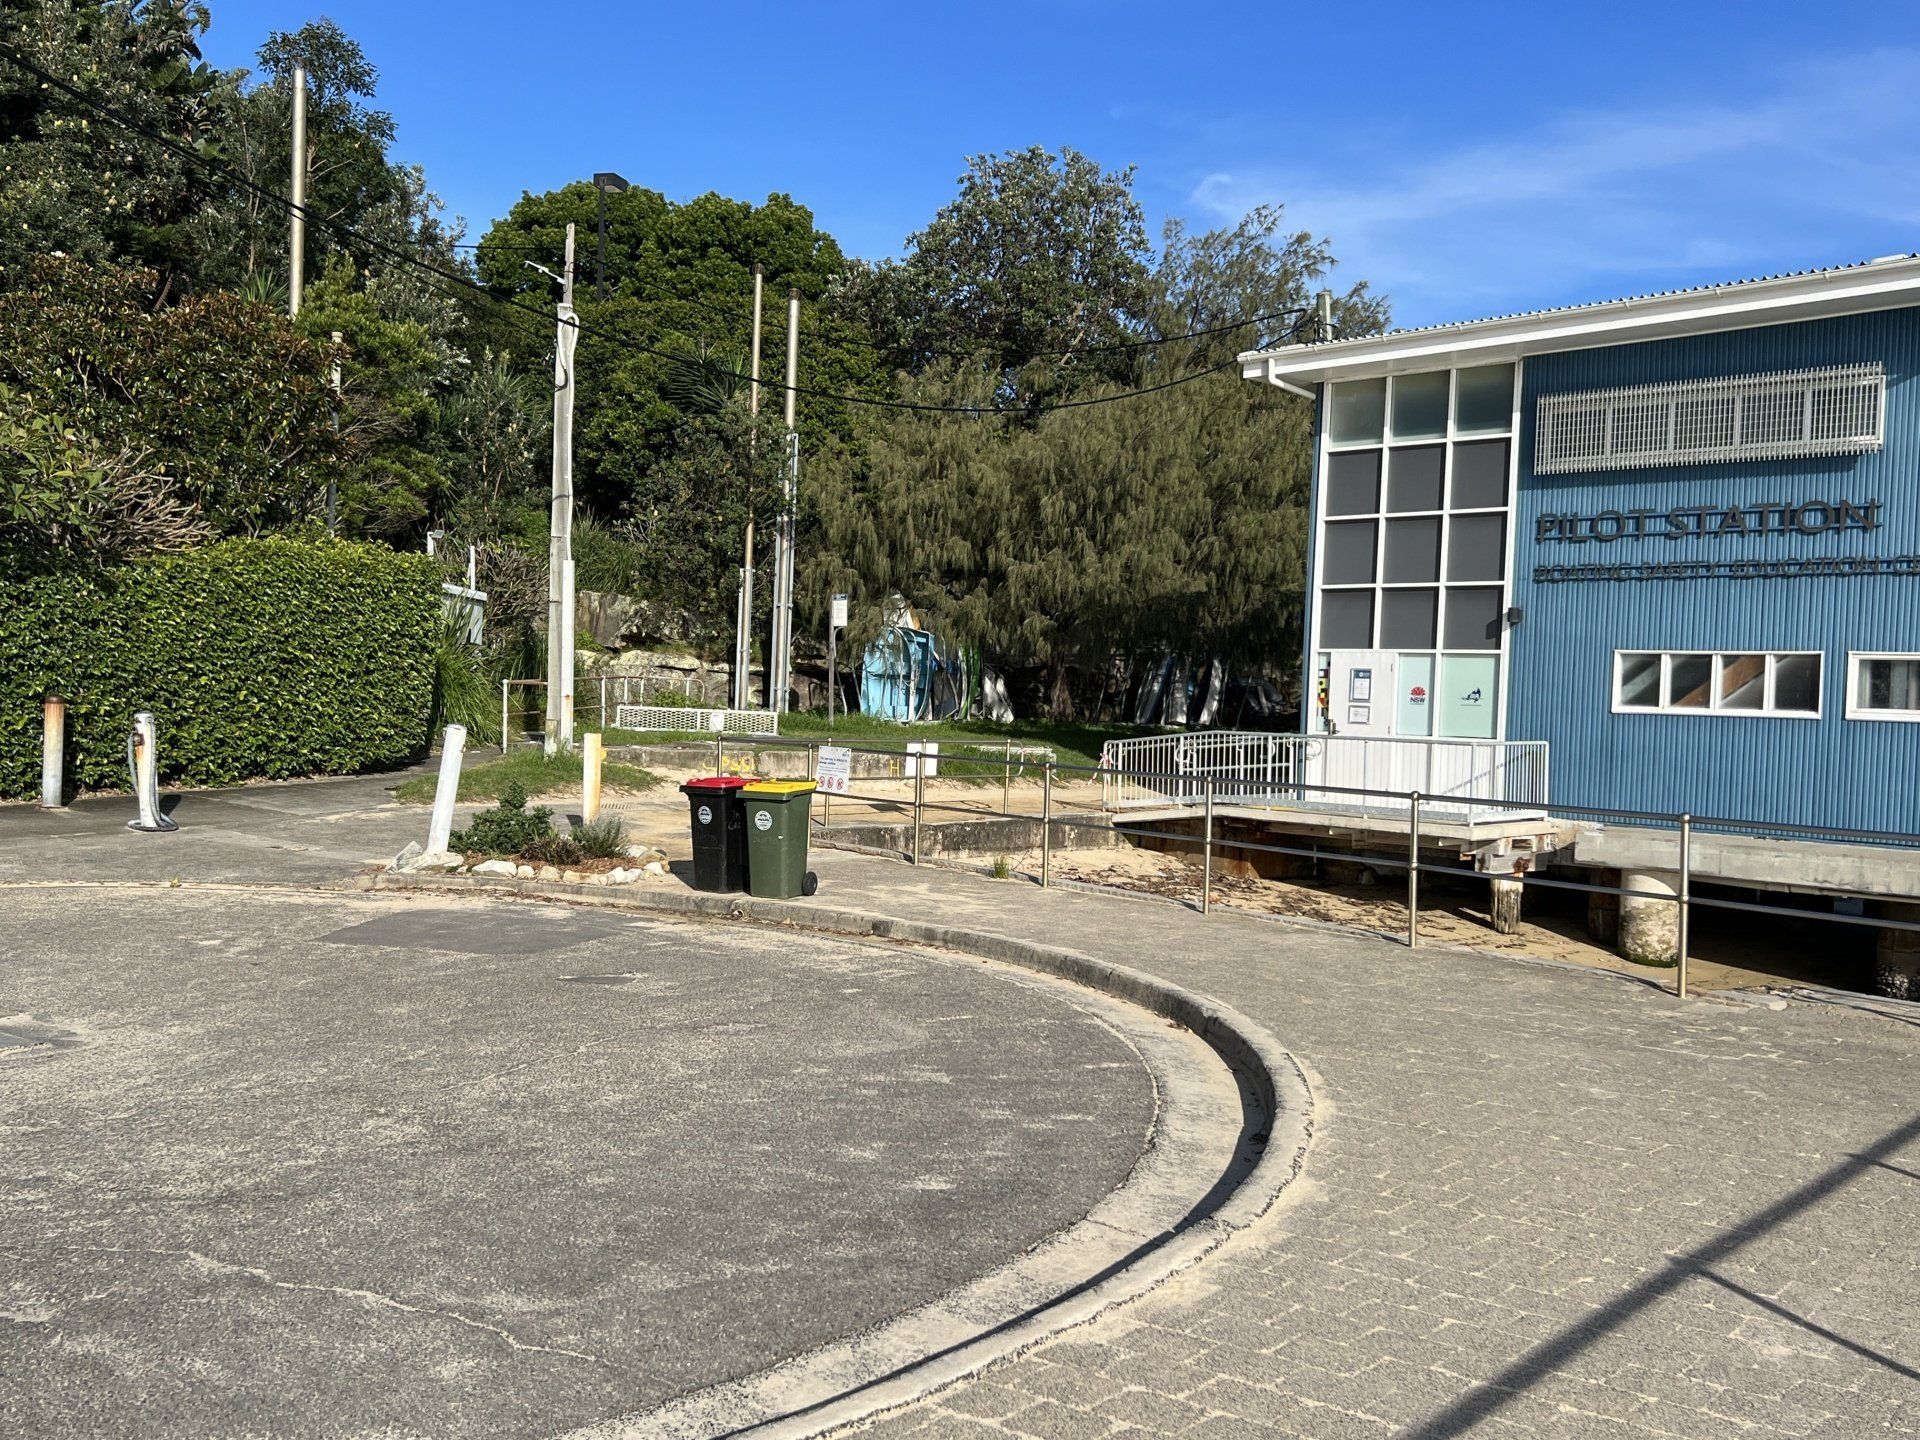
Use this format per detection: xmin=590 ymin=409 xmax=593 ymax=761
xmin=1613 ymin=652 xmax=1822 ymax=717
xmin=1846 ymin=653 xmax=1920 ymax=721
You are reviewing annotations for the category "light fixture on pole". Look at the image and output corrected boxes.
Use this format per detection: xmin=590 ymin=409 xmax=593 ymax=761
xmin=592 ymin=172 xmax=628 ymax=304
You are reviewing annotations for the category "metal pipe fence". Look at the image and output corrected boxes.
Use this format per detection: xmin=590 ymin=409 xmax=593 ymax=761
xmin=678 ymin=733 xmax=1920 ymax=1004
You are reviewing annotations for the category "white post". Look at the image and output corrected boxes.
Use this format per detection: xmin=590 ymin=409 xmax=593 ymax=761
xmin=770 ymin=286 xmax=800 ymax=713
xmin=546 ymin=223 xmax=578 ymax=753
xmin=288 ymin=61 xmax=307 ymax=317
xmin=582 ymin=731 xmax=604 ymax=824
xmin=426 ymin=724 xmax=467 ymax=856
xmin=126 ymin=711 xmax=177 ymax=833
xmin=39 ymin=693 xmax=66 ymax=810
xmin=735 ymin=263 xmax=764 ymax=710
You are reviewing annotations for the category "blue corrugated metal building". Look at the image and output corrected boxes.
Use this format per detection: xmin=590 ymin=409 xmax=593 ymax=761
xmin=1240 ymin=256 xmax=1920 ymax=835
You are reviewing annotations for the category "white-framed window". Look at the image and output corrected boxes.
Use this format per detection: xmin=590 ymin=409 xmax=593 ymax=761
xmin=1845 ymin=653 xmax=1920 ymax=721
xmin=1613 ymin=651 xmax=1822 ymax=717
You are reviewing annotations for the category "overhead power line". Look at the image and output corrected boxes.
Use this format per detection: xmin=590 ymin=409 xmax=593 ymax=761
xmin=0 ymin=43 xmax=1310 ymax=416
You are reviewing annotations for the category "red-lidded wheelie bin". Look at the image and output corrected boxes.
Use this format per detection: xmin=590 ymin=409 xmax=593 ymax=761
xmin=680 ymin=775 xmax=751 ymax=892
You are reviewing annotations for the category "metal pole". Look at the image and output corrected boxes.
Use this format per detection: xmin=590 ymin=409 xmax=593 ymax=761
xmin=599 ymin=673 xmax=608 ymax=730
xmin=546 ymin=223 xmax=578 ymax=753
xmin=912 ymin=764 xmax=924 ymax=865
xmin=39 ymin=694 xmax=66 ymax=810
xmin=827 ymin=622 xmax=838 ymax=725
xmin=1677 ymin=813 xmax=1692 ymax=999
xmin=500 ymin=681 xmax=509 ymax=753
xmin=736 ymin=264 xmax=764 ymax=710
xmin=1002 ymin=738 xmax=1011 ymax=816
xmin=1407 ymin=791 xmax=1421 ymax=948
xmin=714 ymin=733 xmax=723 ymax=774
xmin=1202 ymin=776 xmax=1215 ymax=915
xmin=1041 ymin=762 xmax=1053 ymax=888
xmin=771 ymin=286 xmax=800 ymax=713
xmin=288 ymin=61 xmax=306 ymax=317
xmin=326 ymin=330 xmax=341 ymax=534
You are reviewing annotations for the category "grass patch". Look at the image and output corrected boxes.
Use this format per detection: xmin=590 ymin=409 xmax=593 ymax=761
xmin=392 ymin=748 xmax=660 ymax=804
xmin=601 ymin=713 xmax=1164 ymax=773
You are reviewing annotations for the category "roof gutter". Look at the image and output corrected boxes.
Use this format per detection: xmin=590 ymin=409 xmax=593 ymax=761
xmin=1256 ymin=355 xmax=1317 ymax=400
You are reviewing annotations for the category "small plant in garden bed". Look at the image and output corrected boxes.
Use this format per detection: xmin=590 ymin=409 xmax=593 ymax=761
xmin=448 ymin=782 xmax=553 ymax=855
xmin=570 ymin=815 xmax=629 ymax=859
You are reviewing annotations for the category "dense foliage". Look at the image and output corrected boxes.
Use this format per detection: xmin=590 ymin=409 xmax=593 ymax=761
xmin=0 ymin=538 xmax=440 ymax=798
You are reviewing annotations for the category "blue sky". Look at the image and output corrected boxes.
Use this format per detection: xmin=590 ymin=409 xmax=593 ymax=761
xmin=201 ymin=1 xmax=1920 ymax=330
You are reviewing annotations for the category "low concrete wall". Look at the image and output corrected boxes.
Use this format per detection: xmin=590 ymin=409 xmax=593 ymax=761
xmin=819 ymin=814 xmax=1125 ymax=862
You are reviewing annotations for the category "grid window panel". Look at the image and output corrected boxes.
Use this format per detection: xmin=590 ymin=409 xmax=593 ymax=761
xmin=1718 ymin=654 xmax=1766 ymax=710
xmin=1618 ymin=653 xmax=1661 ymax=708
xmin=1537 ymin=363 xmax=1885 ymax=474
xmin=1380 ymin=588 xmax=1438 ymax=648
xmin=1390 ymin=371 xmax=1449 ymax=440
xmin=1443 ymin=586 xmax=1503 ymax=651
xmin=1447 ymin=514 xmax=1506 ymax=582
xmin=1326 ymin=449 xmax=1382 ymax=515
xmin=1323 ymin=521 xmax=1378 ymax=585
xmin=1386 ymin=445 xmax=1444 ymax=511
xmin=1383 ymin=517 xmax=1441 ymax=584
xmin=1329 ymin=378 xmax=1386 ymax=445
xmin=1668 ymin=654 xmax=1713 ymax=708
xmin=1772 ymin=655 xmax=1821 ymax=714
xmin=1454 ymin=363 xmax=1515 ymax=434
xmin=1450 ymin=439 xmax=1510 ymax=510
xmin=1320 ymin=591 xmax=1374 ymax=648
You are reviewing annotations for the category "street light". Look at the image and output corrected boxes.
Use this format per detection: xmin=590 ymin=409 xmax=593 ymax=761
xmin=592 ymin=171 xmax=628 ymax=303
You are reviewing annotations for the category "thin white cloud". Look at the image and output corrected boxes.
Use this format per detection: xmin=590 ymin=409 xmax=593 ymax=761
xmin=1194 ymin=49 xmax=1920 ymax=326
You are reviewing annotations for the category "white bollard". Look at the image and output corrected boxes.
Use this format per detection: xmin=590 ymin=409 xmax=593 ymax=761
xmin=126 ymin=711 xmax=178 ymax=833
xmin=425 ymin=724 xmax=467 ymax=856
xmin=582 ymin=731 xmax=604 ymax=824
xmin=40 ymin=692 xmax=66 ymax=811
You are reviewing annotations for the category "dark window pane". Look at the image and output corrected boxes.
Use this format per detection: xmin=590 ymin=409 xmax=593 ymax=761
xmin=1618 ymin=654 xmax=1660 ymax=708
xmin=1451 ymin=439 xmax=1509 ymax=509
xmin=1669 ymin=654 xmax=1711 ymax=708
xmin=1386 ymin=446 xmax=1444 ymax=511
xmin=1390 ymin=371 xmax=1448 ymax=440
xmin=1319 ymin=591 xmax=1374 ymax=648
xmin=1443 ymin=586 xmax=1503 ymax=650
xmin=1326 ymin=450 xmax=1381 ymax=515
xmin=1380 ymin=589 xmax=1438 ymax=648
xmin=1774 ymin=654 xmax=1821 ymax=713
xmin=1447 ymin=514 xmax=1506 ymax=582
xmin=1322 ymin=521 xmax=1377 ymax=585
xmin=1383 ymin=518 xmax=1440 ymax=583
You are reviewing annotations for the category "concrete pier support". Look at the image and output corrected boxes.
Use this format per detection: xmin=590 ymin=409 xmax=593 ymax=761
xmin=1872 ymin=900 xmax=1920 ymax=1000
xmin=1618 ymin=869 xmax=1680 ymax=965
xmin=1587 ymin=869 xmax=1620 ymax=947
xmin=1489 ymin=876 xmax=1523 ymax=934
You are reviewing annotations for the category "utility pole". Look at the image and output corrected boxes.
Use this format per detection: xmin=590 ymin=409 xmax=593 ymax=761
xmin=769 ymin=286 xmax=800 ymax=713
xmin=288 ymin=60 xmax=307 ymax=317
xmin=734 ymin=264 xmax=765 ymax=710
xmin=326 ymin=329 xmax=342 ymax=535
xmin=545 ymin=223 xmax=578 ymax=753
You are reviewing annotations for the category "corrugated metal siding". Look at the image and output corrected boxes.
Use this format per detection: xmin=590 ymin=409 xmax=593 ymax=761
xmin=1509 ymin=308 xmax=1920 ymax=833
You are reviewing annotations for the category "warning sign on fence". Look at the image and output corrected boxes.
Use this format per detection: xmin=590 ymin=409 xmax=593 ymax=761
xmin=816 ymin=745 xmax=853 ymax=795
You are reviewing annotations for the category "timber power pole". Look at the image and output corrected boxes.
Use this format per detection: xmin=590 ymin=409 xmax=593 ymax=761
xmin=769 ymin=286 xmax=800 ymax=713
xmin=288 ymin=61 xmax=307 ymax=317
xmin=545 ymin=223 xmax=579 ymax=752
xmin=734 ymin=263 xmax=765 ymax=709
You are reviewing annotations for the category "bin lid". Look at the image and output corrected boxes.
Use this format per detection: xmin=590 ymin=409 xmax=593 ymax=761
xmin=682 ymin=775 xmax=751 ymax=792
xmin=741 ymin=780 xmax=817 ymax=798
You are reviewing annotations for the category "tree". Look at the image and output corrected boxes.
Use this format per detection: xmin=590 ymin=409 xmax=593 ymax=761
xmin=806 ymin=201 xmax=1390 ymax=715
xmin=0 ymin=256 xmax=339 ymax=533
xmin=0 ymin=0 xmax=227 ymax=298
xmin=837 ymin=146 xmax=1154 ymax=406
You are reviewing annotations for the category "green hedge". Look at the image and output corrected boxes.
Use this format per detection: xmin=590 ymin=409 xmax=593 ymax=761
xmin=0 ymin=539 xmax=441 ymax=799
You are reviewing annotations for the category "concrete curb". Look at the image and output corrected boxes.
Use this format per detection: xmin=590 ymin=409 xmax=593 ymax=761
xmin=358 ymin=871 xmax=1316 ymax=1438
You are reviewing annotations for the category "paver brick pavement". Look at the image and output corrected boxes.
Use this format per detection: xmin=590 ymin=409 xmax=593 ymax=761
xmin=802 ymin=854 xmax=1919 ymax=1440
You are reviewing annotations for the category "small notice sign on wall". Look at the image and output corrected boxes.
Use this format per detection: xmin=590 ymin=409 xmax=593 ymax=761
xmin=816 ymin=745 xmax=853 ymax=795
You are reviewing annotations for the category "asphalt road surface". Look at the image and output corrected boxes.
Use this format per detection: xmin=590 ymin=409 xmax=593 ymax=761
xmin=0 ymin=886 xmax=1156 ymax=1438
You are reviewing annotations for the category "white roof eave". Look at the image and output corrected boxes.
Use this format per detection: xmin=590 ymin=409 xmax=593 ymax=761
xmin=1239 ymin=256 xmax=1920 ymax=386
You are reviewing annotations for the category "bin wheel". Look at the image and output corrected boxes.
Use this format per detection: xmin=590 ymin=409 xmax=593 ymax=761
xmin=802 ymin=871 xmax=819 ymax=897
